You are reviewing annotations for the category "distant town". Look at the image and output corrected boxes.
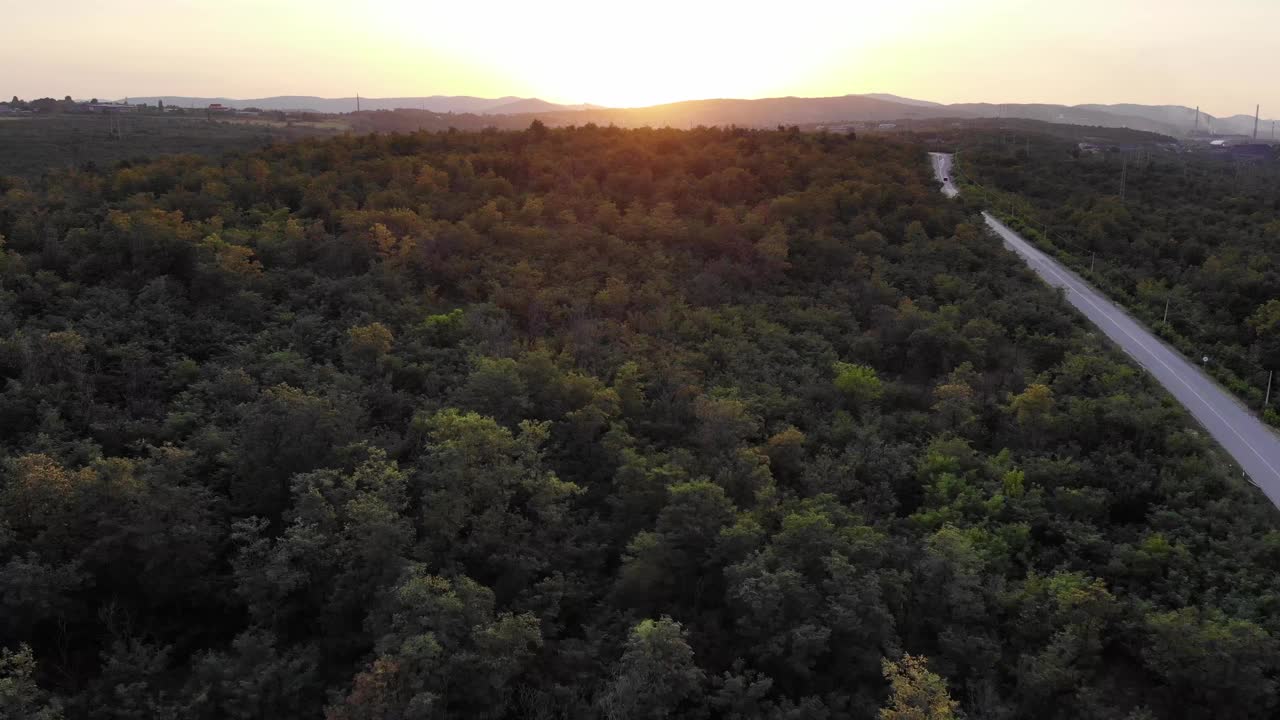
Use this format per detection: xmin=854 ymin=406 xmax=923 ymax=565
xmin=1 ymin=96 xmax=277 ymax=118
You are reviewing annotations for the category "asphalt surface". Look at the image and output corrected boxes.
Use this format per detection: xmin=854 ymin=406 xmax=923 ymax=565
xmin=929 ymin=152 xmax=960 ymax=197
xmin=930 ymin=153 xmax=1280 ymax=506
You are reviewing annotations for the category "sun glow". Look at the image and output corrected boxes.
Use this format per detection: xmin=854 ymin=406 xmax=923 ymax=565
xmin=376 ymin=0 xmax=936 ymax=107
xmin=5 ymin=0 xmax=1278 ymax=116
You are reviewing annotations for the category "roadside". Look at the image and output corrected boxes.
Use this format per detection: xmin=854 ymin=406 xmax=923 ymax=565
xmin=947 ymin=149 xmax=1280 ymax=429
xmin=931 ymin=152 xmax=1280 ymax=506
xmin=928 ymin=152 xmax=959 ymax=198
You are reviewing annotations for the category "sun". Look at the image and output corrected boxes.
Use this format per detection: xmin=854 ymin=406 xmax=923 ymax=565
xmin=374 ymin=0 xmax=935 ymax=108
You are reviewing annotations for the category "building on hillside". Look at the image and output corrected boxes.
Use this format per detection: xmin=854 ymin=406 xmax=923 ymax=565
xmin=84 ymin=103 xmax=139 ymax=114
xmin=1201 ymin=134 xmax=1254 ymax=148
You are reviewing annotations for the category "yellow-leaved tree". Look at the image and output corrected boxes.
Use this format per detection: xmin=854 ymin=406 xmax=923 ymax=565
xmin=880 ymin=654 xmax=959 ymax=720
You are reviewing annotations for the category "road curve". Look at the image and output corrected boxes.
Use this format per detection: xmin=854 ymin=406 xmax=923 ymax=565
xmin=929 ymin=152 xmax=960 ymax=198
xmin=930 ymin=153 xmax=1280 ymax=505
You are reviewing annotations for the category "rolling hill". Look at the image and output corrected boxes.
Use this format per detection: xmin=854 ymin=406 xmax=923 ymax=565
xmin=117 ymin=93 xmax=1275 ymax=137
xmin=585 ymin=96 xmax=1273 ymax=137
xmin=483 ymin=98 xmax=600 ymax=114
xmin=861 ymin=93 xmax=945 ymax=108
xmin=122 ymin=95 xmax=583 ymax=114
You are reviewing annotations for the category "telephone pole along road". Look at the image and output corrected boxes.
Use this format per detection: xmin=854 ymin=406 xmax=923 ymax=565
xmin=929 ymin=152 xmax=1280 ymax=507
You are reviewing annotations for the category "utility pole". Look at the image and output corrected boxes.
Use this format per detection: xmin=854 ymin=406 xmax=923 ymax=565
xmin=1266 ymin=370 xmax=1273 ymax=408
xmin=1090 ymin=252 xmax=1096 ymax=273
xmin=356 ymin=93 xmax=361 ymax=113
xmin=1163 ymin=296 xmax=1170 ymax=324
xmin=1254 ymin=104 xmax=1260 ymax=140
xmin=1193 ymin=106 xmax=1199 ymax=133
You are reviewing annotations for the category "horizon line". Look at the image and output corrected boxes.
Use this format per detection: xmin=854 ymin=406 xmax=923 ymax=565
xmin=50 ymin=93 xmax=1268 ymax=120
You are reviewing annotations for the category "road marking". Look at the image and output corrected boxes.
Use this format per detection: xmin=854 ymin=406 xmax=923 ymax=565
xmin=985 ymin=214 xmax=1280 ymax=484
xmin=929 ymin=153 xmax=1280 ymax=500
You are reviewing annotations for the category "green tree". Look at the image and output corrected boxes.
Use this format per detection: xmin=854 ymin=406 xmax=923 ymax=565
xmin=455 ymin=357 xmax=533 ymax=426
xmin=755 ymin=223 xmax=791 ymax=275
xmin=693 ymin=395 xmax=760 ymax=453
xmin=1010 ymin=383 xmax=1053 ymax=431
xmin=414 ymin=409 xmax=580 ymax=592
xmin=1142 ymin=607 xmax=1277 ymax=717
xmin=329 ymin=568 xmax=541 ymax=720
xmin=1247 ymin=299 xmax=1280 ymax=370
xmin=932 ymin=381 xmax=976 ymax=434
xmin=231 ymin=384 xmax=357 ymax=517
xmin=617 ymin=480 xmax=737 ymax=611
xmin=0 ymin=644 xmax=63 ymax=720
xmin=345 ymin=322 xmax=394 ymax=367
xmin=185 ymin=631 xmax=319 ymax=720
xmin=833 ymin=362 xmax=883 ymax=410
xmin=598 ymin=617 xmax=705 ymax=720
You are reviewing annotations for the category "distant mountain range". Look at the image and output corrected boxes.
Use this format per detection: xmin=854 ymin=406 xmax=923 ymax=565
xmin=122 ymin=95 xmax=599 ymax=114
xmin=940 ymin=102 xmax=1272 ymax=138
xmin=860 ymin=93 xmax=945 ymax=108
xmin=120 ymin=94 xmax=1275 ymax=138
xmin=522 ymin=97 xmax=1274 ymax=138
xmin=603 ymin=97 xmax=1272 ymax=138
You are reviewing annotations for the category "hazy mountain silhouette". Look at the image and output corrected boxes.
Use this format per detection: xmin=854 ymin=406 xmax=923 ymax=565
xmin=569 ymin=95 xmax=956 ymax=127
xmin=483 ymin=98 xmax=601 ymax=114
xmin=1077 ymin=104 xmax=1199 ymax=128
xmin=123 ymin=95 xmax=582 ymax=114
xmin=1077 ymin=104 xmax=1267 ymax=136
xmin=119 ymin=93 xmax=1274 ymax=137
xmin=581 ymin=96 xmax=1273 ymax=137
xmin=1214 ymin=114 xmax=1272 ymax=136
xmin=943 ymin=103 xmax=1185 ymax=135
xmin=861 ymin=93 xmax=945 ymax=108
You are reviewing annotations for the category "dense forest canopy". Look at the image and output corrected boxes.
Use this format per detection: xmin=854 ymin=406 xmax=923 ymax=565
xmin=952 ymin=134 xmax=1280 ymax=425
xmin=0 ymin=125 xmax=1277 ymax=719
xmin=0 ymin=115 xmax=341 ymax=180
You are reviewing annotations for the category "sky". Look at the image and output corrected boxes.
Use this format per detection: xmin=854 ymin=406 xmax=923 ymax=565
xmin=4 ymin=0 xmax=1277 ymax=117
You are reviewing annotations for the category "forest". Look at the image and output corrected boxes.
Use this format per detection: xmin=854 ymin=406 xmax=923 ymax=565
xmin=0 ymin=124 xmax=1278 ymax=719
xmin=951 ymin=134 xmax=1280 ymax=424
xmin=0 ymin=116 xmax=340 ymax=180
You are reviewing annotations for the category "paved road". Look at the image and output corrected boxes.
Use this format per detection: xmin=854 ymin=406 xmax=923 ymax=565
xmin=930 ymin=153 xmax=1280 ymax=506
xmin=929 ymin=152 xmax=960 ymax=198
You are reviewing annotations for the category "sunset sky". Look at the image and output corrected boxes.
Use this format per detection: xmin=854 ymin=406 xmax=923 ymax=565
xmin=5 ymin=0 xmax=1276 ymax=117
